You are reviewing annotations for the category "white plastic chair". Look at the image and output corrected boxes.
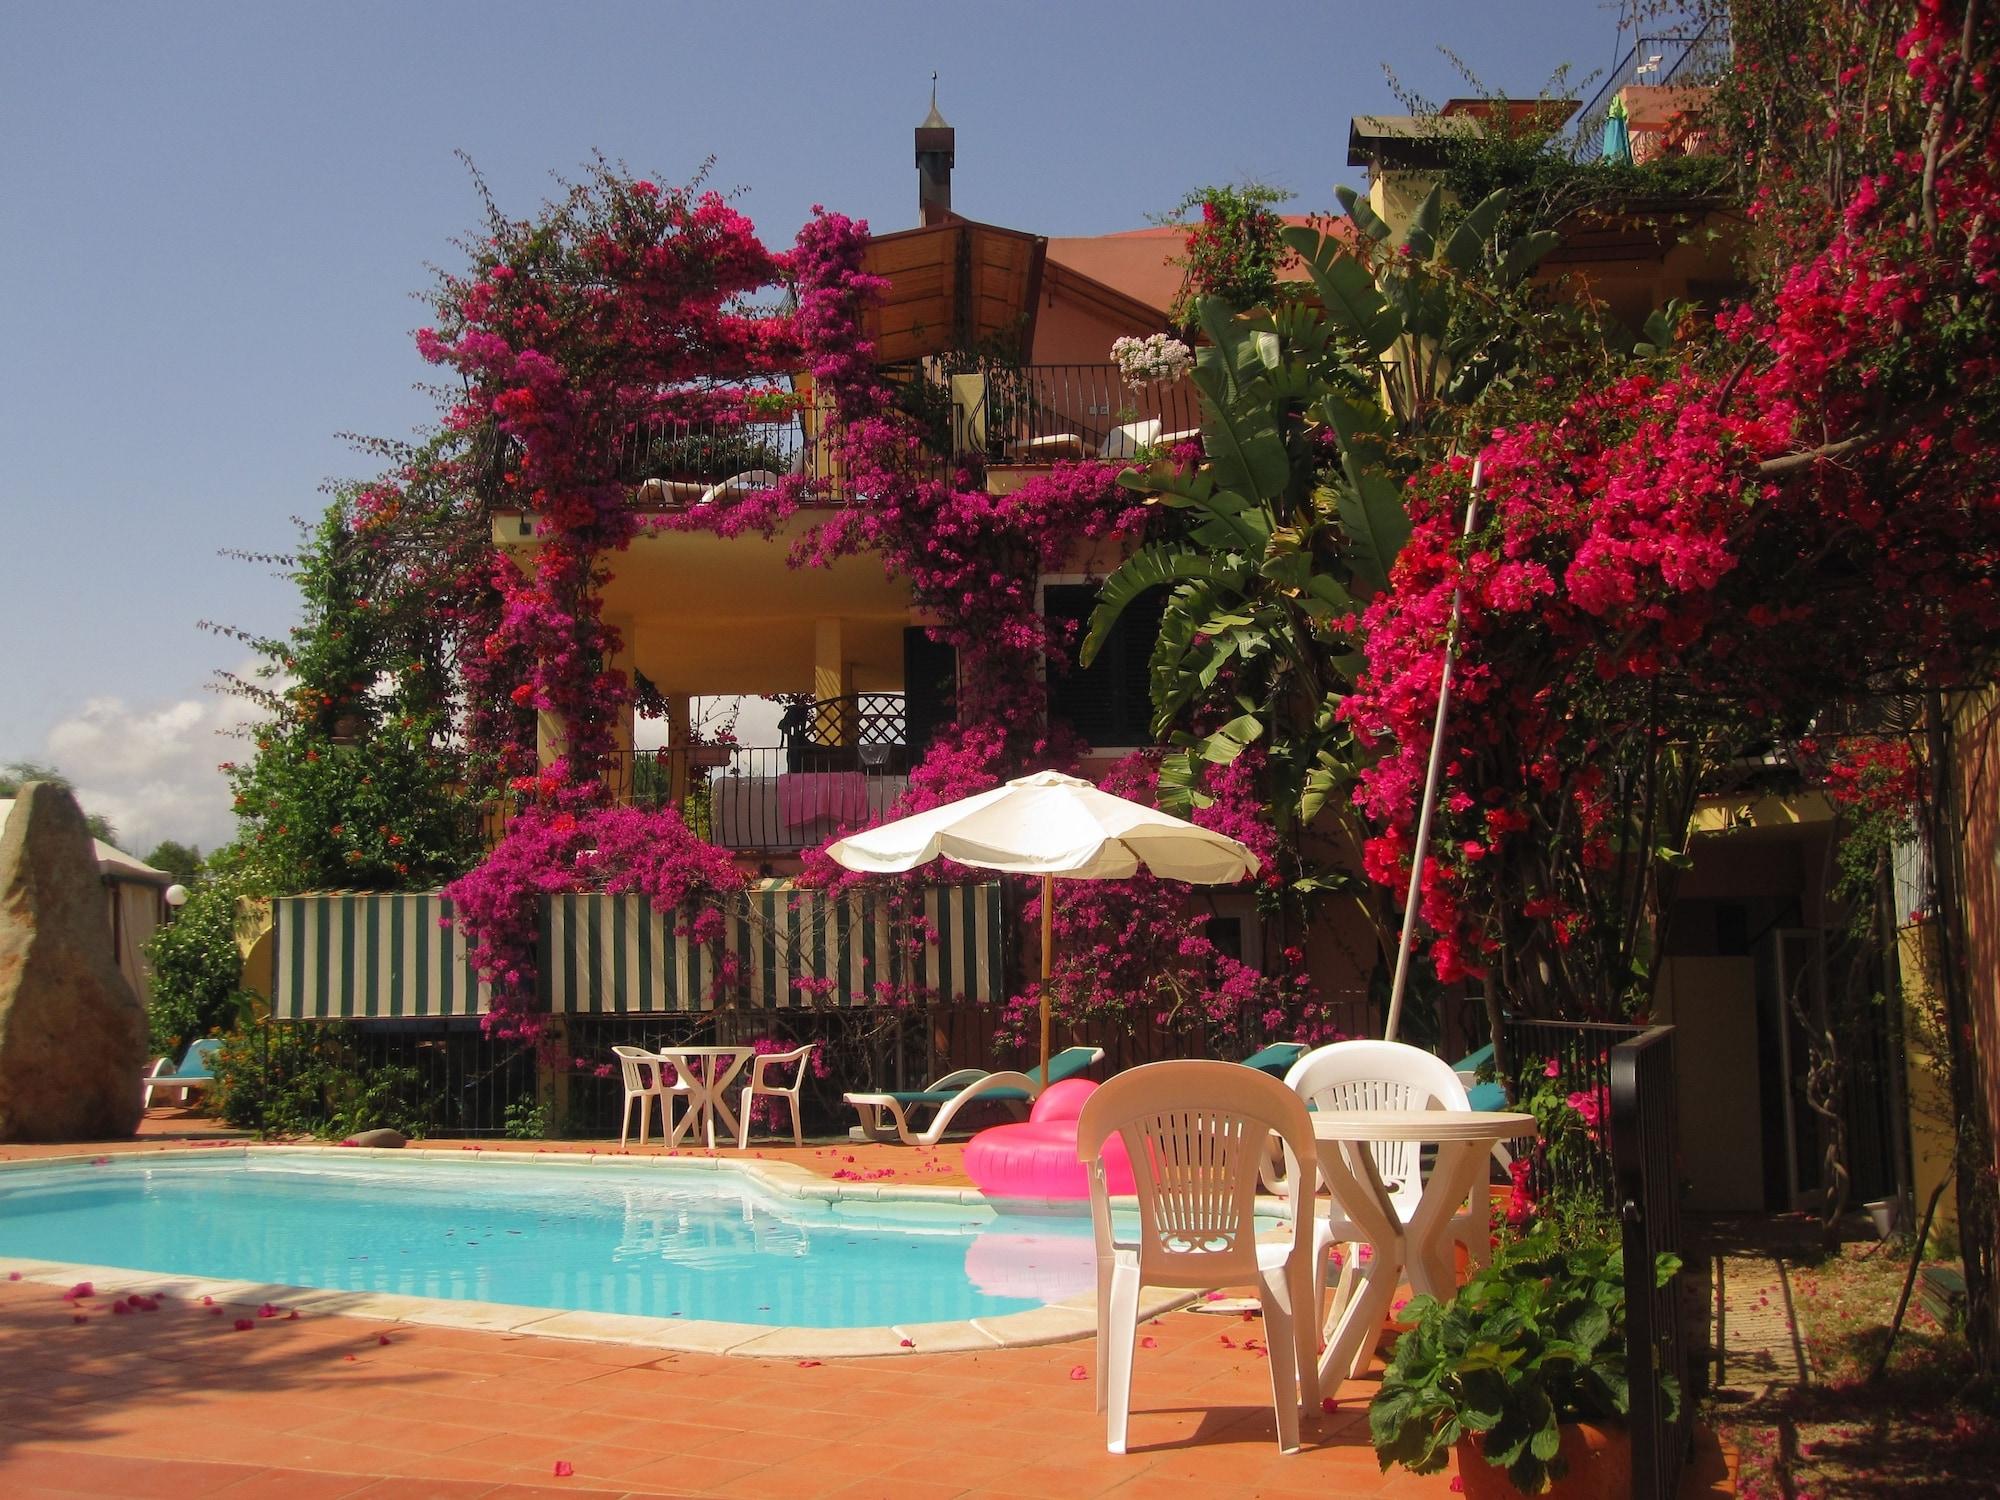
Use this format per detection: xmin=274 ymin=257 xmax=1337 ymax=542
xmin=612 ymin=1046 xmax=685 ymax=1148
xmin=1076 ymin=1060 xmax=1320 ymax=1455
xmin=1095 ymin=418 xmax=1161 ymax=460
xmin=1280 ymin=1040 xmax=1487 ymax=1349
xmin=736 ymin=1043 xmax=814 ymax=1148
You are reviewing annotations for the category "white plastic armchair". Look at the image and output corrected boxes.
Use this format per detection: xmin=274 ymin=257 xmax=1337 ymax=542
xmin=737 ymin=1043 xmax=814 ymax=1148
xmin=1076 ymin=1060 xmax=1320 ymax=1455
xmin=1280 ymin=1040 xmax=1487 ymax=1342
xmin=612 ymin=1046 xmax=686 ymax=1148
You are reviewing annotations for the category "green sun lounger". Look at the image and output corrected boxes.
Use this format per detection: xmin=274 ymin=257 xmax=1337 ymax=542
xmin=845 ymin=1044 xmax=1105 ymax=1146
xmin=1239 ymin=1040 xmax=1308 ymax=1078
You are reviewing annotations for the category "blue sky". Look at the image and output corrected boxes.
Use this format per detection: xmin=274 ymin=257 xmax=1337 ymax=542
xmin=0 ymin=0 xmax=1635 ymax=853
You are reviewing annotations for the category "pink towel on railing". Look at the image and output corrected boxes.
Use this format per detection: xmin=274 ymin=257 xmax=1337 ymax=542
xmin=777 ymin=771 xmax=871 ymax=827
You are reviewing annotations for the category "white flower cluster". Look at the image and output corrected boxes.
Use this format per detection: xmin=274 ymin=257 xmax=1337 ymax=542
xmin=1111 ymin=333 xmax=1193 ymax=387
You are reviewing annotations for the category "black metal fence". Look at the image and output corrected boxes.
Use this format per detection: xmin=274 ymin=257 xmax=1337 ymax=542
xmin=1501 ymin=1017 xmax=1692 ymax=1500
xmin=1611 ymin=1025 xmax=1692 ymax=1500
xmin=1500 ymin=1017 xmax=1646 ymax=1211
xmin=287 ymin=1020 xmax=539 ymax=1137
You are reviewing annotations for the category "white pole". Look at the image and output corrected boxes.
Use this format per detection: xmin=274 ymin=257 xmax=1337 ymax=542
xmin=1384 ymin=458 xmax=1483 ymax=1043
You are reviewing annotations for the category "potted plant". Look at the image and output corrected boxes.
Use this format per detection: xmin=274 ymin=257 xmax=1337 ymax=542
xmin=1368 ymin=1221 xmax=1679 ymax=1498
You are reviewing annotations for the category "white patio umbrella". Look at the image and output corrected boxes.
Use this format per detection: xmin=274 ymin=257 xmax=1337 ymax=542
xmin=824 ymin=770 xmax=1261 ymax=1078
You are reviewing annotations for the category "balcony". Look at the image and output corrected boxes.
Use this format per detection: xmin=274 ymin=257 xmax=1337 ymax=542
xmin=609 ymin=693 xmax=914 ymax=854
xmin=488 ymin=364 xmax=1204 ymax=512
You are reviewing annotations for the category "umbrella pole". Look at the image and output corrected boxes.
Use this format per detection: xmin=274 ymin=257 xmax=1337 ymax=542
xmin=1038 ymin=872 xmax=1053 ymax=1082
xmin=1385 ymin=458 xmax=1482 ymax=1044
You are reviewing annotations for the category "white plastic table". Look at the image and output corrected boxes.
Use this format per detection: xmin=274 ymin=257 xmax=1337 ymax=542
xmin=1310 ymin=1108 xmax=1538 ymax=1385
xmin=655 ymin=1046 xmax=754 ymax=1150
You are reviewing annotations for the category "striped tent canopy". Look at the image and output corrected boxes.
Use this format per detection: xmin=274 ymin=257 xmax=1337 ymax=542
xmin=270 ymin=891 xmax=488 ymax=1020
xmin=545 ymin=880 xmax=1005 ymax=1015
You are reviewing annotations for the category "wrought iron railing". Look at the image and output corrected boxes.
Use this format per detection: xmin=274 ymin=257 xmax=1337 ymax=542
xmin=947 ymin=363 xmax=1202 ymax=463
xmin=1612 ymin=1025 xmax=1692 ymax=1500
xmin=1573 ymin=15 xmax=1732 ymax=148
xmin=606 ymin=744 xmax=909 ymax=852
xmin=1500 ymin=1017 xmax=1647 ymax=1211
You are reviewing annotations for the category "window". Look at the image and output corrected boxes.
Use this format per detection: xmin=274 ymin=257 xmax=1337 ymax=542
xmin=1043 ymin=583 xmax=1165 ymax=748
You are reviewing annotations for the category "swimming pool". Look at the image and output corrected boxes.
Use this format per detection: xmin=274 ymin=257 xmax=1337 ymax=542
xmin=0 ymin=1150 xmax=1105 ymax=1331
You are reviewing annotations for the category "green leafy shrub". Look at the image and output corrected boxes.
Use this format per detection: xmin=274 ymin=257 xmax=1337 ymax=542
xmin=210 ymin=1022 xmax=434 ymax=1139
xmin=143 ymin=873 xmax=257 ymax=1058
xmin=1370 ymin=1222 xmax=1678 ymax=1493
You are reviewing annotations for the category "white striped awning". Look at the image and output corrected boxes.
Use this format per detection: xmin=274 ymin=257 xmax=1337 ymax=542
xmin=545 ymin=881 xmax=1006 ymax=1015
xmin=270 ymin=892 xmax=489 ymax=1020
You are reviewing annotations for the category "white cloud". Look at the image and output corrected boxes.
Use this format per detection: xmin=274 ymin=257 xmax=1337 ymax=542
xmin=39 ymin=670 xmax=266 ymax=857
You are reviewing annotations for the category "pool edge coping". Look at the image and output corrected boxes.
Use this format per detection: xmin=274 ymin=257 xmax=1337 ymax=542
xmin=0 ymin=1144 xmax=1198 ymax=1357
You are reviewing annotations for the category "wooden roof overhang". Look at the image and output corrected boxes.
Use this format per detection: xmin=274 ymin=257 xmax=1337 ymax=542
xmin=859 ymin=217 xmax=1047 ymax=363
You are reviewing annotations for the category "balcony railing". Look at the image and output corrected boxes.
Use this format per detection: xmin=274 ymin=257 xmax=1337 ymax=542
xmin=482 ymin=364 xmax=1206 ymax=513
xmin=943 ymin=363 xmax=1202 ymax=464
xmin=608 ymin=693 xmax=914 ymax=854
xmin=609 ymin=746 xmax=909 ymax=853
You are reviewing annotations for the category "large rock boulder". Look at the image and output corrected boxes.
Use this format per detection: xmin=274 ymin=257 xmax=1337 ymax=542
xmin=0 ymin=783 xmax=148 ymax=1140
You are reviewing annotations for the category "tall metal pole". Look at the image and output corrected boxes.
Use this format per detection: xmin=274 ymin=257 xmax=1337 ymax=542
xmin=1385 ymin=459 xmax=1483 ymax=1043
xmin=1038 ymin=871 xmax=1054 ymax=1081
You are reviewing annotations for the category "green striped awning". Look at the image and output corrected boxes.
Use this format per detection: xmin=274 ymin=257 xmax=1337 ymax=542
xmin=545 ymin=881 xmax=1005 ymax=1015
xmin=269 ymin=892 xmax=489 ymax=1020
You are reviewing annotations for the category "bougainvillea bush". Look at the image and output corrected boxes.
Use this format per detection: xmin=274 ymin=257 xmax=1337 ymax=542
xmin=1345 ymin=0 xmax=2000 ymax=1019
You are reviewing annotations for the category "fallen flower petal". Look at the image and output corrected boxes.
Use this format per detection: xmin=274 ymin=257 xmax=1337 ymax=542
xmin=1321 ymin=1396 xmax=1341 ymax=1413
xmin=1140 ymin=1337 xmax=1158 ymax=1349
xmin=796 ymin=1359 xmax=823 ymax=1368
xmin=63 ymin=1282 xmax=94 ymax=1301
xmin=552 ymin=1460 xmax=573 ymax=1478
xmin=898 ymin=1337 xmax=915 ymax=1348
xmin=378 ymin=1334 xmax=392 ymax=1345
xmin=1068 ymin=1365 xmax=1088 ymax=1381
xmin=233 ymin=1318 xmax=254 ymax=1331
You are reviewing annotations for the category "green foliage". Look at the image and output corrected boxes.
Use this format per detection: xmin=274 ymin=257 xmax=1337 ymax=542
xmin=142 ymin=871 xmax=257 ymax=1057
xmin=143 ymin=840 xmax=203 ymax=886
xmin=1086 ymin=184 xmax=1589 ymax=866
xmin=209 ymin=1021 xmax=434 ymax=1139
xmin=1161 ymin=182 xmax=1295 ymax=324
xmin=212 ymin=499 xmax=483 ymax=893
xmin=503 ymin=1093 xmax=553 ymax=1139
xmin=1370 ymin=1222 xmax=1679 ymax=1493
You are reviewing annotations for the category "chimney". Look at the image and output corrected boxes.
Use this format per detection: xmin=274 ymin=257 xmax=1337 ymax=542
xmin=915 ymin=75 xmax=954 ymax=226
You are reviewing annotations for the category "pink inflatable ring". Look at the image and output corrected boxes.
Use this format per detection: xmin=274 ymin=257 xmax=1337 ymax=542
xmin=964 ymin=1078 xmax=1134 ymax=1201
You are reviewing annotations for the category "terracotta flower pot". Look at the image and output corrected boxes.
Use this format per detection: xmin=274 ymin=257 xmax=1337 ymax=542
xmin=1452 ymin=1423 xmax=1631 ymax=1500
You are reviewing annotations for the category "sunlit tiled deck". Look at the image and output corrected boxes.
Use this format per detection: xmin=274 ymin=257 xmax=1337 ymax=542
xmin=0 ymin=1114 xmax=1732 ymax=1498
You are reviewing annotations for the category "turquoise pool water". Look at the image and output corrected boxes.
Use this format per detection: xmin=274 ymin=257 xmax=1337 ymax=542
xmin=0 ymin=1153 xmax=1104 ymax=1327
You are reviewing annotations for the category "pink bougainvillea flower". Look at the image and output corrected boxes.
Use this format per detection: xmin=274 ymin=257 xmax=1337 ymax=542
xmin=1140 ymin=1336 xmax=1158 ymax=1350
xmin=233 ymin=1319 xmax=254 ymax=1331
xmin=63 ymin=1282 xmax=94 ymax=1301
xmin=378 ymin=1334 xmax=391 ymax=1345
xmin=1321 ymin=1396 xmax=1341 ymax=1413
xmin=898 ymin=1337 xmax=915 ymax=1348
xmin=796 ymin=1359 xmax=822 ymax=1368
xmin=6 ymin=1271 xmax=19 ymax=1281
xmin=258 ymin=1303 xmax=283 ymax=1318
xmin=552 ymin=1460 xmax=574 ymax=1478
xmin=1068 ymin=1365 xmax=1088 ymax=1381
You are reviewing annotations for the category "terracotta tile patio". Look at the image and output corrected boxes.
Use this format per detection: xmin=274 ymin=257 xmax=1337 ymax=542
xmin=0 ymin=1113 xmax=1735 ymax=1498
